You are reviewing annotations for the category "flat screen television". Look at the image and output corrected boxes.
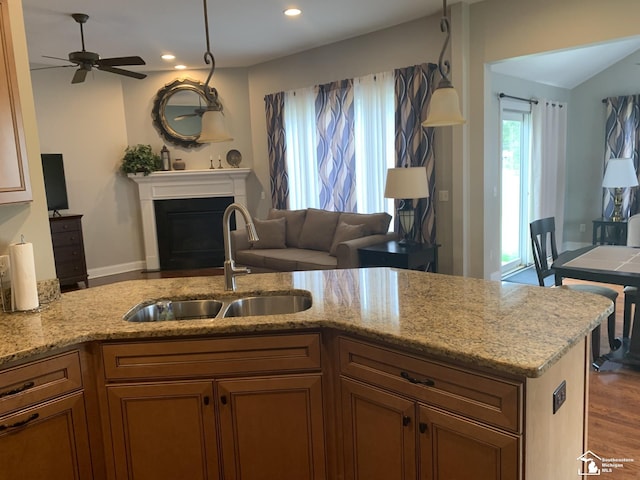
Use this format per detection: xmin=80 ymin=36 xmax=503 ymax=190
xmin=41 ymin=153 xmax=69 ymax=215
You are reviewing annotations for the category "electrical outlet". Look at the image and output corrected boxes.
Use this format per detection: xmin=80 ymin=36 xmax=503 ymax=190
xmin=439 ymin=190 xmax=449 ymax=202
xmin=552 ymin=380 xmax=567 ymax=414
xmin=579 ymin=224 xmax=586 ymax=233
xmin=0 ymin=255 xmax=9 ymax=275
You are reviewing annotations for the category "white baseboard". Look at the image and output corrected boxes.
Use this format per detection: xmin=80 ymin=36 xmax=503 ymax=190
xmin=88 ymin=260 xmax=146 ymax=279
xmin=562 ymin=241 xmax=591 ymax=251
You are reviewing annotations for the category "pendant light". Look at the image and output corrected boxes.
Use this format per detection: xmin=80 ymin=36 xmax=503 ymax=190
xmin=197 ymin=0 xmax=233 ymax=143
xmin=422 ymin=0 xmax=465 ymax=127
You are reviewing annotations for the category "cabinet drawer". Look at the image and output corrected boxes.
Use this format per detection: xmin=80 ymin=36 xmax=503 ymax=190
xmin=50 ymin=218 xmax=81 ymax=234
xmin=55 ymin=259 xmax=86 ymax=279
xmin=102 ymin=333 xmax=322 ymax=381
xmin=0 ymin=351 xmax=83 ymax=417
xmin=53 ymin=245 xmax=85 ymax=264
xmin=51 ymin=231 xmax=83 ymax=248
xmin=338 ymin=337 xmax=521 ymax=432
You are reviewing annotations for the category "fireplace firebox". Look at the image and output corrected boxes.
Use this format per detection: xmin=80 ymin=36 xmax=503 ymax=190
xmin=154 ymin=197 xmax=234 ymax=270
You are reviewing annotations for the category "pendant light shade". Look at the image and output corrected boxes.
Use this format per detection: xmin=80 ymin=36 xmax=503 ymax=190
xmin=199 ymin=110 xmax=233 ymax=143
xmin=422 ymin=84 xmax=465 ymax=127
xmin=422 ymin=0 xmax=465 ymax=128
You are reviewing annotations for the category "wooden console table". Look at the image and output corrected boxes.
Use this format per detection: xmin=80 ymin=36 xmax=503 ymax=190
xmin=358 ymin=241 xmax=440 ymax=272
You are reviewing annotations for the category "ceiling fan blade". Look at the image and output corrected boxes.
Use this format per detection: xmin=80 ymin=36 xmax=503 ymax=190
xmin=43 ymin=55 xmax=72 ymax=62
xmin=97 ymin=56 xmax=145 ymax=67
xmin=174 ymin=113 xmax=199 ymax=121
xmin=31 ymin=64 xmax=75 ymax=71
xmin=71 ymin=68 xmax=88 ymax=84
xmin=97 ymin=65 xmax=146 ymax=80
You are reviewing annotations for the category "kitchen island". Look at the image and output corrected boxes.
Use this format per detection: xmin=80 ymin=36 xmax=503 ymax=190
xmin=0 ymin=268 xmax=613 ymax=479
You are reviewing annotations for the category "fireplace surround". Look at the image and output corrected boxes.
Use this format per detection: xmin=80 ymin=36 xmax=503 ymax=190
xmin=130 ymin=169 xmax=250 ymax=270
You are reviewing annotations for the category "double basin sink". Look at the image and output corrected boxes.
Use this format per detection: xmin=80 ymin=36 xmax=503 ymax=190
xmin=124 ymin=292 xmax=312 ymax=322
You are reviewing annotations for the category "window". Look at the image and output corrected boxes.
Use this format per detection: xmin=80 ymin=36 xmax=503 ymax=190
xmin=500 ymin=100 xmax=532 ymax=275
xmin=283 ymin=72 xmax=395 ymax=217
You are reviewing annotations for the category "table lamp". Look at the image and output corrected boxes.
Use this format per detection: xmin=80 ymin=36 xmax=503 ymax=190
xmin=602 ymin=157 xmax=639 ymax=222
xmin=384 ymin=166 xmax=430 ymax=244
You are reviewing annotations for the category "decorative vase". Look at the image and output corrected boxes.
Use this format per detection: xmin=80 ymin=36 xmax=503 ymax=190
xmin=172 ymin=158 xmax=185 ymax=170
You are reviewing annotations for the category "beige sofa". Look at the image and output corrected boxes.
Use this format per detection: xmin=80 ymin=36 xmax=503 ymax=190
xmin=230 ymin=208 xmax=396 ymax=272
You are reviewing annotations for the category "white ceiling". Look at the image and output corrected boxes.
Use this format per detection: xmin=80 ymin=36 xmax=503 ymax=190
xmin=22 ymin=0 xmax=640 ymax=88
xmin=23 ymin=0 xmax=475 ymax=72
xmin=490 ymin=37 xmax=640 ymax=89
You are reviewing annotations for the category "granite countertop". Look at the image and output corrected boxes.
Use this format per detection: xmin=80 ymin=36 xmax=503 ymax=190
xmin=0 ymin=268 xmax=613 ymax=377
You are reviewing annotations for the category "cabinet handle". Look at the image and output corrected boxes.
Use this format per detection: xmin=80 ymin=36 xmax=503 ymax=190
xmin=402 ymin=416 xmax=411 ymax=426
xmin=0 ymin=381 xmax=35 ymax=399
xmin=400 ymin=371 xmax=435 ymax=387
xmin=0 ymin=413 xmax=39 ymax=431
xmin=220 ymin=395 xmax=227 ymax=405
xmin=419 ymin=422 xmax=428 ymax=434
xmin=204 ymin=396 xmax=210 ymax=406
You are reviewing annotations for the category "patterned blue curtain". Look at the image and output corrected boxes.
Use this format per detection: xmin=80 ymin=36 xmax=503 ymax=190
xmin=394 ymin=63 xmax=437 ymax=243
xmin=603 ymin=96 xmax=640 ymax=218
xmin=264 ymin=92 xmax=288 ymax=209
xmin=315 ymin=79 xmax=356 ymax=212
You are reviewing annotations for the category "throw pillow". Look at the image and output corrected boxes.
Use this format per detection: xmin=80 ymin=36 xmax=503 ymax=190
xmin=338 ymin=212 xmax=391 ymax=235
xmin=329 ymin=222 xmax=367 ymax=256
xmin=298 ymin=208 xmax=341 ymax=251
xmin=251 ymin=217 xmax=286 ymax=249
xmin=268 ymin=208 xmax=307 ymax=247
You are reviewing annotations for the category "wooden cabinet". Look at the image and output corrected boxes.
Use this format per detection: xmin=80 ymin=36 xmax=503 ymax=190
xmin=101 ymin=334 xmax=326 ymax=480
xmin=49 ymin=215 xmax=88 ymax=288
xmin=0 ymin=0 xmax=31 ymax=205
xmin=106 ymin=381 xmax=219 ymax=480
xmin=0 ymin=351 xmax=93 ymax=479
xmin=218 ymin=375 xmax=326 ymax=480
xmin=338 ymin=337 xmax=521 ymax=480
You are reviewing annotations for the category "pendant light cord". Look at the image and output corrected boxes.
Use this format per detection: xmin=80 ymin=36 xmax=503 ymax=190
xmin=436 ymin=0 xmax=452 ymax=88
xmin=202 ymin=0 xmax=219 ymax=107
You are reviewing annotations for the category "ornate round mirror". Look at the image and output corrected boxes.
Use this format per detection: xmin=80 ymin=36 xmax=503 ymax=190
xmin=151 ymin=78 xmax=209 ymax=148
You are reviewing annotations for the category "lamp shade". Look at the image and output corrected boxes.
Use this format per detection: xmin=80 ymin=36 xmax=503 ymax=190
xmin=602 ymin=158 xmax=639 ymax=188
xmin=384 ymin=167 xmax=430 ymax=199
xmin=422 ymin=86 xmax=465 ymax=127
xmin=198 ymin=110 xmax=233 ymax=143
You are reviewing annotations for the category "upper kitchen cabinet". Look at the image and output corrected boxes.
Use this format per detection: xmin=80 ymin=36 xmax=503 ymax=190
xmin=0 ymin=0 xmax=31 ymax=205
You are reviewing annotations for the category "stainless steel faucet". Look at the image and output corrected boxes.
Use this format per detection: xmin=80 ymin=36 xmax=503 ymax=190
xmin=222 ymin=203 xmax=259 ymax=291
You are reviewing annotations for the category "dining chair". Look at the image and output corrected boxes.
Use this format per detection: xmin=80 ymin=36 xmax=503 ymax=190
xmin=529 ymin=217 xmax=620 ymax=365
xmin=623 ymin=214 xmax=640 ymax=339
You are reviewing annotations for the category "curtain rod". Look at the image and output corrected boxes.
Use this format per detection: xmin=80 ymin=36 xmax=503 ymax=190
xmin=498 ymin=93 xmax=539 ymax=105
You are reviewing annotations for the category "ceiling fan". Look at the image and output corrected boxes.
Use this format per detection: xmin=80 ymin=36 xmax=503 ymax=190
xmin=33 ymin=13 xmax=147 ymax=84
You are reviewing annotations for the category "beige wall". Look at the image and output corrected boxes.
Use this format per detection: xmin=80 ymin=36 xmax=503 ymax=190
xmin=0 ymin=0 xmax=55 ymax=281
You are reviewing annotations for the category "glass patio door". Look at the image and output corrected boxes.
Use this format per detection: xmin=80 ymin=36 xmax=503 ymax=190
xmin=500 ymin=103 xmax=531 ymax=275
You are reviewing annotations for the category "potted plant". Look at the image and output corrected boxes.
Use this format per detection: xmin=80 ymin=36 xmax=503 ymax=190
xmin=120 ymin=144 xmax=162 ymax=176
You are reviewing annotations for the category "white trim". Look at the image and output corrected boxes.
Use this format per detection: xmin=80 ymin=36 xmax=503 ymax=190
xmin=88 ymin=260 xmax=146 ymax=279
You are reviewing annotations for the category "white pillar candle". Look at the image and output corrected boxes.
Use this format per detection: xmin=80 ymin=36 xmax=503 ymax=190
xmin=9 ymin=242 xmax=39 ymax=311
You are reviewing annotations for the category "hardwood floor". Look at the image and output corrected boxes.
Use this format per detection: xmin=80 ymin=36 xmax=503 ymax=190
xmin=70 ymin=269 xmax=640 ymax=475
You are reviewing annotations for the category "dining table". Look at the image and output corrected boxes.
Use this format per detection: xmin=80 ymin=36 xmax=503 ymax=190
xmin=552 ymin=244 xmax=640 ymax=366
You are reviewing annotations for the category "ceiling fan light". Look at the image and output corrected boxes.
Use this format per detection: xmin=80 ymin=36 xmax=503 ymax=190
xmin=422 ymin=85 xmax=465 ymax=127
xmin=198 ymin=110 xmax=233 ymax=143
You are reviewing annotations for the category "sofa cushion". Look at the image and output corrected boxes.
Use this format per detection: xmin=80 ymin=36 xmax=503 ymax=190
xmin=251 ymin=217 xmax=286 ymax=249
xmin=299 ymin=208 xmax=341 ymax=251
xmin=236 ymin=248 xmax=337 ymax=271
xmin=267 ymin=208 xmax=307 ymax=247
xmin=338 ymin=212 xmax=391 ymax=235
xmin=329 ymin=222 xmax=367 ymax=256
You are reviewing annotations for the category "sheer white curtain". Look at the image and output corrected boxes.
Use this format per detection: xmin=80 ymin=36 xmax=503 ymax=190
xmin=531 ymin=99 xmax=568 ymax=249
xmin=354 ymin=72 xmax=395 ymax=215
xmin=284 ymin=87 xmax=319 ymax=209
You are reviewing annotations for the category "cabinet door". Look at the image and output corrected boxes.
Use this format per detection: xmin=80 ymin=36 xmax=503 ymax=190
xmin=0 ymin=392 xmax=93 ymax=480
xmin=418 ymin=404 xmax=519 ymax=480
xmin=107 ymin=381 xmax=219 ymax=480
xmin=218 ymin=374 xmax=326 ymax=480
xmin=0 ymin=0 xmax=31 ymax=205
xmin=341 ymin=377 xmax=416 ymax=480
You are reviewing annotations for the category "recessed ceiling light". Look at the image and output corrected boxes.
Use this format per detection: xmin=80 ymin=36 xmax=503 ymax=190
xmin=284 ymin=8 xmax=301 ymax=16
xmin=161 ymin=54 xmax=176 ymax=60
xmin=174 ymin=65 xmax=187 ymax=70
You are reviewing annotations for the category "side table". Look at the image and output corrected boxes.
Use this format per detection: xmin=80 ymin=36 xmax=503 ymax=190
xmin=592 ymin=218 xmax=627 ymax=245
xmin=358 ymin=241 xmax=440 ymax=272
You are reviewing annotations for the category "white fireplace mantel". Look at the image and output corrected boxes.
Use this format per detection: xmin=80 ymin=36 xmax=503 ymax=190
xmin=130 ymin=168 xmax=251 ymax=270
